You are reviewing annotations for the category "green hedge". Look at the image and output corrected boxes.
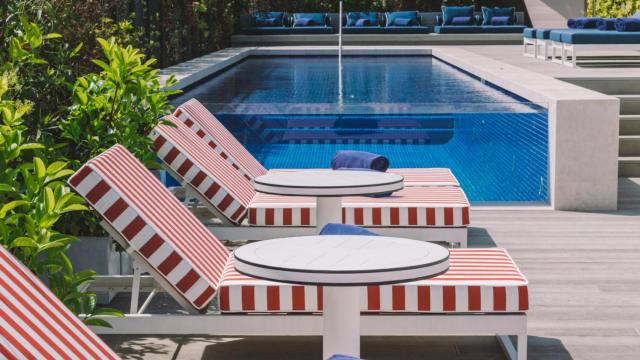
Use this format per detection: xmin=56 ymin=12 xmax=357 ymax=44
xmin=586 ymin=0 xmax=640 ymax=17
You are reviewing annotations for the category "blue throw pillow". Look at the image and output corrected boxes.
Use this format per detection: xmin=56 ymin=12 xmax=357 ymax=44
xmin=441 ymin=6 xmax=474 ymax=25
xmin=385 ymin=11 xmax=418 ymax=27
xmin=393 ymin=18 xmax=418 ymax=26
xmin=597 ymin=18 xmax=617 ymax=31
xmin=294 ymin=18 xmax=316 ymax=27
xmin=491 ymin=16 xmax=511 ymax=26
xmin=481 ymin=7 xmax=515 ymax=25
xmin=293 ymin=13 xmax=326 ymax=26
xmin=347 ymin=12 xmax=379 ymax=27
xmin=252 ymin=12 xmax=285 ymax=27
xmin=616 ymin=18 xmax=640 ymax=32
xmin=355 ymin=18 xmax=371 ymax=27
xmin=451 ymin=16 xmax=474 ymax=25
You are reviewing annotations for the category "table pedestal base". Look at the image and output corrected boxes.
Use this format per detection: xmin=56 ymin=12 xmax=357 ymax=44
xmin=316 ymin=197 xmax=342 ymax=233
xmin=323 ymin=286 xmax=360 ymax=359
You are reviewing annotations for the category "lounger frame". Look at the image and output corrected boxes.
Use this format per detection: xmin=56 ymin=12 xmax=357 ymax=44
xmin=522 ymin=36 xmax=536 ymax=58
xmin=89 ymin=225 xmax=526 ymax=360
xmin=552 ymin=41 xmax=640 ymax=68
xmin=166 ymin=166 xmax=468 ymax=248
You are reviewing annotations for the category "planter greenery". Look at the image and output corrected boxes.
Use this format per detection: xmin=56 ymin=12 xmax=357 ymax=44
xmin=587 ymin=0 xmax=640 ymax=18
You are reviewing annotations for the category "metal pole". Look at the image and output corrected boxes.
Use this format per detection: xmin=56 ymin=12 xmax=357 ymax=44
xmin=338 ymin=1 xmax=343 ymax=111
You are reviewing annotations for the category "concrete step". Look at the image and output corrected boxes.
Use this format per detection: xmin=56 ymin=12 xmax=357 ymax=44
xmin=616 ymin=95 xmax=640 ymax=115
xmin=619 ymin=135 xmax=640 ymax=156
xmin=620 ymin=115 xmax=640 ymax=135
xmin=564 ymin=79 xmax=640 ymax=95
xmin=619 ymin=156 xmax=640 ymax=177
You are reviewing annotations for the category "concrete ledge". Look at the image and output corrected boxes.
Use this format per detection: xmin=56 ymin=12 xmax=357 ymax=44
xmin=231 ymin=33 xmax=524 ymax=47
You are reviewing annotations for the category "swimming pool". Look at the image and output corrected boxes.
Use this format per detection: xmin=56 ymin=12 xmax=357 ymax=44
xmin=172 ymin=56 xmax=549 ymax=205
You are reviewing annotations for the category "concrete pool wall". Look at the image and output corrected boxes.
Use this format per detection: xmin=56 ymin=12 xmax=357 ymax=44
xmin=158 ymin=46 xmax=619 ymax=211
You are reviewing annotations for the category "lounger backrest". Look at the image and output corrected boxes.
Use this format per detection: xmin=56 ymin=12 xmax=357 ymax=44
xmin=175 ymin=99 xmax=268 ymax=180
xmin=0 ymin=247 xmax=120 ymax=359
xmin=151 ymin=115 xmax=256 ymax=224
xmin=68 ymin=145 xmax=230 ymax=313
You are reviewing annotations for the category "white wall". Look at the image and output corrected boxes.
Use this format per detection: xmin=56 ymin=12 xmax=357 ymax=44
xmin=524 ymin=0 xmax=585 ymax=28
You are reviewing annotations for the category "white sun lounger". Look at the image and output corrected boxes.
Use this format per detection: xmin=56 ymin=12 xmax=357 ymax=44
xmin=68 ymin=144 xmax=529 ymax=360
xmin=151 ymin=115 xmax=471 ymax=247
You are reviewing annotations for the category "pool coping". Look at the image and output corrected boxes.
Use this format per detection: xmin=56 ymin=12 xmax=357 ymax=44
xmin=159 ymin=46 xmax=620 ymax=211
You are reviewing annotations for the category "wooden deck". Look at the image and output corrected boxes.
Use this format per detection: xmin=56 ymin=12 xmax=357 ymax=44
xmin=102 ymin=178 xmax=640 ymax=359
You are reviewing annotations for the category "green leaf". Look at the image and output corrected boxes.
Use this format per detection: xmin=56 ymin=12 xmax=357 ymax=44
xmin=42 ymin=33 xmax=62 ymax=40
xmin=44 ymin=187 xmax=55 ymax=213
xmin=91 ymin=307 xmax=124 ymax=317
xmin=0 ymin=200 xmax=29 ymax=218
xmin=0 ymin=184 xmax=15 ymax=192
xmin=11 ymin=237 xmax=37 ymax=248
xmin=83 ymin=318 xmax=113 ymax=328
xmin=34 ymin=157 xmax=46 ymax=180
xmin=18 ymin=143 xmax=44 ymax=151
xmin=46 ymin=161 xmax=68 ymax=175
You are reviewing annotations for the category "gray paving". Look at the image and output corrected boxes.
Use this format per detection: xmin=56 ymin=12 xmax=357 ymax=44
xmin=101 ymin=178 xmax=640 ymax=359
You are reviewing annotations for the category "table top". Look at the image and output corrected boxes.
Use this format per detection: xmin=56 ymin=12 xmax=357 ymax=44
xmin=233 ymin=235 xmax=450 ymax=286
xmin=253 ymin=170 xmax=404 ymax=197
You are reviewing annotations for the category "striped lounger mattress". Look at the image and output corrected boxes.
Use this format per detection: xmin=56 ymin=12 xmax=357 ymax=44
xmin=150 ymin=115 xmax=470 ymax=228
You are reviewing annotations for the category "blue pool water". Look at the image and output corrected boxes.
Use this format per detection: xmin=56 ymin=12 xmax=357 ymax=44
xmin=173 ymin=56 xmax=549 ymax=204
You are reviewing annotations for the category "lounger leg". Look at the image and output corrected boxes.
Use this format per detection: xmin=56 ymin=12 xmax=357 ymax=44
xmin=130 ymin=263 xmax=141 ymax=314
xmin=517 ymin=333 xmax=528 ymax=360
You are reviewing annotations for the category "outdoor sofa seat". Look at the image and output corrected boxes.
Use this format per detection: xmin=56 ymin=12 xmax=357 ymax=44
xmin=434 ymin=25 xmax=525 ymax=34
xmin=69 ymin=144 xmax=529 ymax=360
xmin=151 ymin=115 xmax=470 ymax=246
xmin=341 ymin=26 xmax=431 ymax=34
xmin=173 ymin=99 xmax=460 ymax=187
xmin=0 ymin=246 xmax=120 ymax=359
xmin=243 ymin=26 xmax=333 ymax=35
xmin=549 ymin=29 xmax=640 ymax=67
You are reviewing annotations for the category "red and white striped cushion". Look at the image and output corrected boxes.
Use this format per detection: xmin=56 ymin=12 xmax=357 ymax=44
xmin=175 ymin=99 xmax=460 ymax=188
xmin=68 ymin=145 xmax=231 ymax=312
xmin=218 ymin=248 xmax=528 ymax=313
xmin=151 ymin=115 xmax=255 ymax=224
xmin=0 ymin=247 xmax=120 ymax=359
xmin=248 ymin=187 xmax=470 ymax=227
xmin=175 ymin=99 xmax=267 ymax=179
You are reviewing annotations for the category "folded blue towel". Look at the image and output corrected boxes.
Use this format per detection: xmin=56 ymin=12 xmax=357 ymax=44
xmin=331 ymin=150 xmax=389 ymax=172
xmin=597 ymin=18 xmax=617 ymax=31
xmin=451 ymin=16 xmax=474 ymax=25
xmin=320 ymin=223 xmax=379 ymax=236
xmin=491 ymin=16 xmax=511 ymax=26
xmin=568 ymin=17 xmax=601 ymax=29
xmin=294 ymin=18 xmax=316 ymax=27
xmin=327 ymin=355 xmax=363 ymax=360
xmin=355 ymin=18 xmax=371 ymax=27
xmin=616 ymin=17 xmax=640 ymax=32
xmin=393 ymin=18 xmax=417 ymax=26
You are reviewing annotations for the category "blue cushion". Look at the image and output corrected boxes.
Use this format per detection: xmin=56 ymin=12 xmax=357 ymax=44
xmin=243 ymin=26 xmax=333 ymax=35
xmin=434 ymin=25 xmax=483 ymax=34
xmin=536 ymin=28 xmax=564 ymax=40
xmin=616 ymin=18 xmax=640 ymax=32
xmin=557 ymin=29 xmax=640 ymax=44
xmin=481 ymin=7 xmax=515 ymax=25
xmin=597 ymin=18 xmax=617 ymax=31
xmin=342 ymin=26 xmax=430 ymax=34
xmin=331 ymin=150 xmax=389 ymax=172
xmin=385 ymin=11 xmax=418 ymax=27
xmin=251 ymin=12 xmax=285 ymax=27
xmin=347 ymin=12 xmax=379 ymax=27
xmin=393 ymin=17 xmax=418 ymax=26
xmin=355 ymin=18 xmax=371 ymax=27
xmin=491 ymin=16 xmax=511 ymax=26
xmin=294 ymin=18 xmax=317 ymax=27
xmin=451 ymin=16 xmax=474 ymax=25
xmin=481 ymin=25 xmax=526 ymax=33
xmin=319 ymin=223 xmax=379 ymax=236
xmin=293 ymin=13 xmax=326 ymax=26
xmin=327 ymin=355 xmax=362 ymax=360
xmin=523 ymin=28 xmax=537 ymax=38
xmin=441 ymin=6 xmax=474 ymax=25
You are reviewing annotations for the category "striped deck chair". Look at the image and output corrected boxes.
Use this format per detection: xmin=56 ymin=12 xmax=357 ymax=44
xmin=151 ymin=115 xmax=470 ymax=247
xmin=173 ymin=99 xmax=460 ymax=187
xmin=0 ymin=246 xmax=120 ymax=360
xmin=69 ymin=144 xmax=528 ymax=360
